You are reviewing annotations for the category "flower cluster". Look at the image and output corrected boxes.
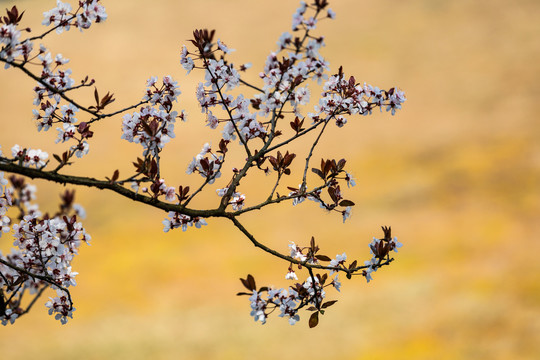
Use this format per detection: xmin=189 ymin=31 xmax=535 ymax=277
xmin=121 ymin=106 xmax=176 ymax=156
xmin=185 ymin=35 xmax=267 ymax=145
xmin=186 ymin=143 xmax=223 ymax=184
xmin=0 ymin=24 xmax=22 ymax=66
xmin=205 ymin=58 xmax=240 ymax=91
xmin=33 ymin=50 xmax=76 ymax=102
xmin=29 ymin=49 xmax=95 ymax=159
xmin=44 ymin=289 xmax=75 ymax=324
xmin=0 ymin=172 xmax=11 ymax=236
xmin=216 ymin=187 xmax=247 ymax=211
xmin=242 ymin=229 xmax=402 ymax=327
xmin=143 ymin=75 xmax=181 ymax=113
xmin=257 ymin=45 xmax=328 ymax=116
xmin=11 ymin=144 xmax=49 ymax=168
xmin=254 ymin=4 xmax=333 ymax=118
xmin=42 ymin=0 xmax=107 ymax=34
xmin=310 ymin=74 xmax=407 ymax=126
xmin=244 ymin=271 xmax=332 ymax=326
xmin=162 ymin=211 xmax=207 ymax=232
xmin=287 ymin=159 xmax=357 ymax=225
xmin=121 ymin=76 xmax=183 ymax=156
xmin=1 ymin=2 xmax=110 ymax=164
xmin=0 ymin=175 xmax=89 ymax=325
xmin=0 ymin=5 xmax=34 ymax=68
xmin=362 ymin=227 xmax=403 ymax=282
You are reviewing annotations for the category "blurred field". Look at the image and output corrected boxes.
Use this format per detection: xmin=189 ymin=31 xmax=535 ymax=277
xmin=1 ymin=0 xmax=539 ymax=359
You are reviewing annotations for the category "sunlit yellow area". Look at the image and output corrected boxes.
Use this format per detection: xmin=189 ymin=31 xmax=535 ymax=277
xmin=1 ymin=0 xmax=539 ymax=359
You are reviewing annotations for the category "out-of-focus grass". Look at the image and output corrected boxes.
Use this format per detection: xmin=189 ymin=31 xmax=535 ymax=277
xmin=1 ymin=0 xmax=539 ymax=359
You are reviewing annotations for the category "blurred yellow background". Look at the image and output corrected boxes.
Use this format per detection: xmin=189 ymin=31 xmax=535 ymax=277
xmin=1 ymin=0 xmax=539 ymax=359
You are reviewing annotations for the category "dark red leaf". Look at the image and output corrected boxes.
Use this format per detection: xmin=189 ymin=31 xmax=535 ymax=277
xmin=312 ymin=168 xmax=324 ymax=179
xmin=339 ymin=200 xmax=355 ymax=207
xmin=283 ymin=152 xmax=296 ymax=167
xmin=320 ymin=273 xmax=328 ymax=285
xmin=268 ymin=156 xmax=278 ymax=170
xmin=337 ymin=158 xmax=346 ymax=171
xmin=309 ymin=312 xmax=319 ymax=328
xmin=140 ymin=120 xmax=152 ymax=136
xmin=328 ymin=187 xmax=338 ymax=203
xmin=315 ymin=254 xmax=331 ymax=262
xmin=321 ymin=300 xmax=338 ymax=309
xmin=247 ymin=274 xmax=256 ymax=291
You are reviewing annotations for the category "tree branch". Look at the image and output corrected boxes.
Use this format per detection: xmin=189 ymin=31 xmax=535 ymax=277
xmin=0 ymin=161 xmax=221 ymax=218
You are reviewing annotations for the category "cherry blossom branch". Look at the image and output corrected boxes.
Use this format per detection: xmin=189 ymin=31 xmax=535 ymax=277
xmin=25 ymin=11 xmax=80 ymax=42
xmin=229 ymin=216 xmax=385 ymax=275
xmin=87 ymin=100 xmax=149 ymax=124
xmin=1 ymin=57 xmax=145 ymax=126
xmin=1 ymin=58 xmax=99 ymax=116
xmin=1 ymin=0 xmax=406 ymax=327
xmin=263 ymin=120 xmax=326 ymax=154
xmin=0 ymin=161 xmax=217 ymax=218
xmin=201 ymin=55 xmax=252 ymax=157
xmin=233 ymin=183 xmax=328 ymax=216
xmin=0 ymin=258 xmax=73 ymax=310
xmin=183 ymin=154 xmax=226 ymax=207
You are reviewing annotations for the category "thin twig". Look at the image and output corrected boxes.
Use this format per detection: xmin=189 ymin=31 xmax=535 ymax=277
xmin=0 ymin=258 xmax=73 ymax=310
xmin=239 ymin=78 xmax=264 ymax=93
xmin=20 ymin=285 xmax=48 ymax=315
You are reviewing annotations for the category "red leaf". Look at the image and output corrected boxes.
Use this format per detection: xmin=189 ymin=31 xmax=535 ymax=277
xmin=309 ymin=312 xmax=319 ymax=328
xmin=94 ymin=87 xmax=99 ymax=106
xmin=247 ymin=274 xmax=256 ymax=291
xmin=312 ymin=168 xmax=324 ymax=179
xmin=315 ymin=254 xmax=331 ymax=262
xmin=337 ymin=158 xmax=346 ymax=171
xmin=328 ymin=187 xmax=338 ymax=203
xmin=321 ymin=300 xmax=338 ymax=309
xmin=339 ymin=200 xmax=355 ymax=207
xmin=283 ymin=152 xmax=296 ymax=167
xmin=268 ymin=156 xmax=278 ymax=170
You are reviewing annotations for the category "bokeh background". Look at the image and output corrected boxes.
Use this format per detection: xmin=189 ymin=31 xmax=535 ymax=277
xmin=1 ymin=0 xmax=539 ymax=359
